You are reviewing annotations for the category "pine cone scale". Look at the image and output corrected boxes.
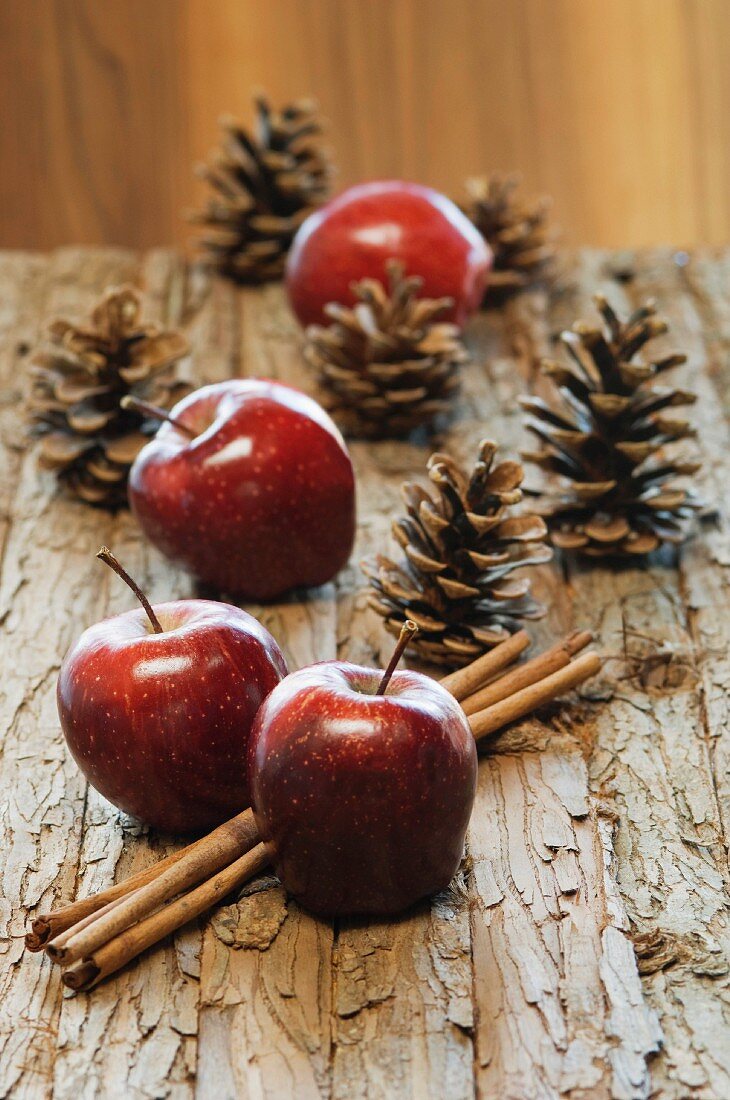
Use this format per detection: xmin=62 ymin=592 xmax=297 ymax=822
xmin=66 ymin=406 xmax=116 ymax=433
xmin=85 ymin=456 xmax=127 ymax=483
xmin=38 ymin=432 xmax=93 ymax=467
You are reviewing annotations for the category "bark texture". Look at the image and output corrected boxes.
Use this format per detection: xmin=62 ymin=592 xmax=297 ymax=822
xmin=0 ymin=248 xmax=728 ymax=1099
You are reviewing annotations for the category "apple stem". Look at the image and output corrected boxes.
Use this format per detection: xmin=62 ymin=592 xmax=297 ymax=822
xmin=96 ymin=547 xmax=164 ymax=634
xmin=376 ymin=620 xmax=419 ymax=696
xmin=120 ymin=394 xmax=196 ymax=440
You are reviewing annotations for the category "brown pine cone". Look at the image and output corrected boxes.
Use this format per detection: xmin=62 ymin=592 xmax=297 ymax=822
xmin=190 ymin=94 xmax=334 ymax=283
xmin=363 ymin=440 xmax=552 ymax=667
xmin=465 ymin=173 xmax=557 ymax=303
xmin=27 ymin=286 xmax=191 ymax=507
xmin=521 ymin=294 xmax=702 ymax=555
xmin=304 ymin=260 xmax=468 ymax=439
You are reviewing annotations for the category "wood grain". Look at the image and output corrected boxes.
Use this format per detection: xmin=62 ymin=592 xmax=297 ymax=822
xmin=3 ymin=0 xmax=730 ymax=251
xmin=1 ymin=247 xmax=730 ymax=1098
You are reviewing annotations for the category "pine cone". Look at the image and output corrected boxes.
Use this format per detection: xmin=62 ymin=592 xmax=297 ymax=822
xmin=304 ymin=261 xmax=468 ymax=439
xmin=363 ymin=440 xmax=552 ymax=668
xmin=465 ymin=174 xmax=556 ymax=303
xmin=27 ymin=286 xmax=191 ymax=507
xmin=190 ymin=94 xmax=333 ymax=283
xmin=521 ymin=294 xmax=702 ymax=556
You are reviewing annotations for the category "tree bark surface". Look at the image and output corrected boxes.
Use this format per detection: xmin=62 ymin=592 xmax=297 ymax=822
xmin=1 ymin=248 xmax=727 ymax=1099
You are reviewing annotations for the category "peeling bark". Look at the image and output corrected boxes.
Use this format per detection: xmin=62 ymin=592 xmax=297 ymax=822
xmin=470 ymin=753 xmax=661 ymax=1100
xmin=2 ymin=250 xmax=729 ymax=1098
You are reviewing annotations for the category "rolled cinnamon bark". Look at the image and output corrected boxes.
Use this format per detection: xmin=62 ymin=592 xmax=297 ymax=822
xmin=469 ymin=651 xmax=602 ymax=741
xmin=45 ymin=893 xmax=131 ymax=951
xmin=47 ymin=809 xmax=259 ymax=966
xmin=439 ymin=629 xmax=530 ymax=701
xmin=461 ymin=629 xmax=593 ymax=716
xmin=63 ymin=843 xmax=270 ymax=992
xmin=25 ymin=839 xmax=205 ymax=951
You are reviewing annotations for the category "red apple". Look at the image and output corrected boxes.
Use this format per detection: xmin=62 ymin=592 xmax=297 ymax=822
xmin=127 ymin=380 xmax=356 ymax=601
xmin=248 ymin=661 xmax=477 ymax=915
xmin=285 ymin=180 xmax=492 ymax=329
xmin=58 ymin=559 xmax=288 ymax=834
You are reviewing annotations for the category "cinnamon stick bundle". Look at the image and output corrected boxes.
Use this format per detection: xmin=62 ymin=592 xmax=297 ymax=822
xmin=440 ymin=629 xmax=530 ymax=700
xmin=46 ymin=809 xmax=260 ymax=966
xmin=28 ymin=628 xmax=602 ymax=992
xmin=469 ymin=651 xmax=602 ymax=739
xmin=63 ymin=844 xmax=270 ymax=992
xmin=27 ymin=808 xmax=259 ymax=953
xmin=461 ymin=629 xmax=592 ymax=716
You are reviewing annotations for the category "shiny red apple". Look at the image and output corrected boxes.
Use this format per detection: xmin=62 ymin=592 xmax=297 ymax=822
xmin=127 ymin=379 xmax=356 ymax=601
xmin=285 ymin=180 xmax=492 ymax=328
xmin=58 ymin=553 xmax=288 ymax=834
xmin=248 ymin=659 xmax=477 ymax=915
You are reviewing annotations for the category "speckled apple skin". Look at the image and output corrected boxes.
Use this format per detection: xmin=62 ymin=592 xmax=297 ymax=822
xmin=57 ymin=600 xmax=288 ymax=834
xmin=285 ymin=180 xmax=492 ymax=329
xmin=249 ymin=662 xmax=477 ymax=915
xmin=128 ymin=380 xmax=356 ymax=601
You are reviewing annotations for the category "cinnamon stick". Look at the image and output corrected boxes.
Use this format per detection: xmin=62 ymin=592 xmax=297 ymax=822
xmin=25 ymin=838 xmax=207 ymax=951
xmin=469 ymin=651 xmax=602 ymax=741
xmin=439 ymin=629 xmax=530 ymax=701
xmin=461 ymin=629 xmax=593 ymax=716
xmin=47 ymin=809 xmax=259 ymax=966
xmin=63 ymin=843 xmax=270 ymax=993
xmin=557 ymin=629 xmax=594 ymax=657
xmin=44 ymin=893 xmax=131 ymax=951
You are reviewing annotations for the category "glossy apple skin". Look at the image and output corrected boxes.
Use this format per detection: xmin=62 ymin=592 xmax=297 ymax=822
xmin=249 ymin=662 xmax=477 ymax=915
xmin=128 ymin=380 xmax=356 ymax=601
xmin=57 ymin=600 xmax=288 ymax=834
xmin=285 ymin=180 xmax=492 ymax=328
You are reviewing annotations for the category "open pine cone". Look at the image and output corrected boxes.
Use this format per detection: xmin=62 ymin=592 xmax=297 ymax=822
xmin=304 ymin=260 xmax=468 ymax=439
xmin=363 ymin=440 xmax=552 ymax=667
xmin=465 ymin=174 xmax=556 ymax=303
xmin=521 ymin=294 xmax=702 ymax=556
xmin=27 ymin=286 xmax=191 ymax=508
xmin=190 ymin=94 xmax=333 ymax=283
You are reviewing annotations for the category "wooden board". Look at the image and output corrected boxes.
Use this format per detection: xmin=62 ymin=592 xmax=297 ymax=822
xmin=0 ymin=247 xmax=728 ymax=1099
xmin=3 ymin=0 xmax=730 ymax=252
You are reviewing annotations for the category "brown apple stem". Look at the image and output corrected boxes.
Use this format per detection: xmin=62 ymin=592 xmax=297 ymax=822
xmin=96 ymin=547 xmax=164 ymax=634
xmin=376 ymin=619 xmax=419 ymax=696
xmin=62 ymin=843 xmax=270 ymax=993
xmin=120 ymin=394 xmax=196 ymax=439
xmin=46 ymin=809 xmax=260 ymax=967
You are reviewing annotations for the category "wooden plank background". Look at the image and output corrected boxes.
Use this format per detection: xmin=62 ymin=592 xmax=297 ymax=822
xmin=0 ymin=247 xmax=729 ymax=1098
xmin=2 ymin=0 xmax=730 ymax=252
